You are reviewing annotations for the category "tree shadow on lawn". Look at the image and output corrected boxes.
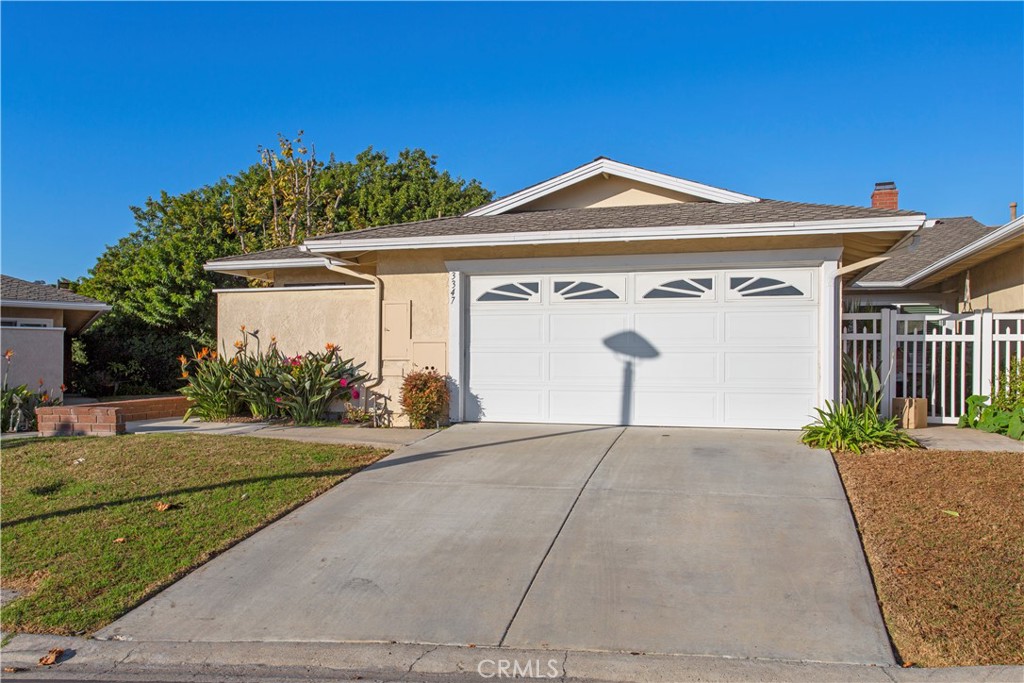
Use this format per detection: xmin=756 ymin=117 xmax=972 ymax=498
xmin=1 ymin=466 xmax=365 ymax=529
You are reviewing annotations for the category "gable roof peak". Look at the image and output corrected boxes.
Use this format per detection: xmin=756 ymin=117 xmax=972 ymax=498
xmin=465 ymin=157 xmax=760 ymax=217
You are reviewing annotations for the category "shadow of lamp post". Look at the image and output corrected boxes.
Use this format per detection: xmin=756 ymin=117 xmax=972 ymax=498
xmin=603 ymin=331 xmax=660 ymax=426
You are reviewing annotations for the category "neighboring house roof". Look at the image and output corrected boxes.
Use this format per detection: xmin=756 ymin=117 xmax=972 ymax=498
xmin=853 ymin=215 xmax=1024 ymax=289
xmin=303 ymin=199 xmax=924 ymax=251
xmin=854 ymin=217 xmax=992 ymax=285
xmin=206 ymin=246 xmax=324 ymax=266
xmin=1 ymin=274 xmax=109 ymax=309
xmin=464 ymin=157 xmax=760 ymax=216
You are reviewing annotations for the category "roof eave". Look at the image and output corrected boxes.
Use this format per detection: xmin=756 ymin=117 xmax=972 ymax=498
xmin=305 ymin=215 xmax=927 ymax=254
xmin=0 ymin=299 xmax=111 ymax=312
xmin=203 ymin=256 xmax=355 ymax=275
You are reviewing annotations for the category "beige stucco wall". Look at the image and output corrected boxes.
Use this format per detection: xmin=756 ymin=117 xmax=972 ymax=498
xmin=1 ymin=306 xmax=64 ymax=326
xmin=216 ymin=288 xmax=375 ymax=366
xmin=0 ymin=327 xmax=65 ymax=395
xmin=962 ymin=246 xmax=1024 ymax=312
xmin=519 ymin=176 xmax=704 ymax=211
xmin=272 ymin=268 xmax=354 ymax=286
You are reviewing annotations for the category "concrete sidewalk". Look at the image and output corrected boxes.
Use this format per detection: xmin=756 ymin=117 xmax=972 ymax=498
xmin=1 ymin=634 xmax=1020 ymax=682
xmin=126 ymin=417 xmax=438 ymax=448
xmin=907 ymin=425 xmax=1022 ymax=452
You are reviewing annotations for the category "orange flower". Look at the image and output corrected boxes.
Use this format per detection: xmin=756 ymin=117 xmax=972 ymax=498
xmin=234 ymin=340 xmax=244 ymax=349
xmin=210 ymin=351 xmax=218 ymax=360
xmin=41 ymin=393 xmax=49 ymax=402
xmin=3 ymin=349 xmax=13 ymax=360
xmin=60 ymin=384 xmax=67 ymax=392
xmin=198 ymin=347 xmax=211 ymax=360
xmin=240 ymin=324 xmax=246 ymax=332
xmin=178 ymin=354 xmax=188 ymax=365
xmin=38 ymin=378 xmax=44 ymax=386
xmin=270 ymin=336 xmax=277 ymax=344
xmin=181 ymin=370 xmax=190 ymax=379
xmin=254 ymin=368 xmax=262 ymax=377
xmin=325 ymin=343 xmax=336 ymax=353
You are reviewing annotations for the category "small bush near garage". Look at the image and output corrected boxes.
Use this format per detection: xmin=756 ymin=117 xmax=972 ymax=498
xmin=178 ymin=329 xmax=368 ymax=424
xmin=400 ymin=369 xmax=449 ymax=428
xmin=801 ymin=400 xmax=919 ymax=453
xmin=834 ymin=448 xmax=1023 ymax=666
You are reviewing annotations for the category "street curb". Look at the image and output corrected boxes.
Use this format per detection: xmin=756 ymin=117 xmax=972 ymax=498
xmin=2 ymin=634 xmax=1021 ymax=682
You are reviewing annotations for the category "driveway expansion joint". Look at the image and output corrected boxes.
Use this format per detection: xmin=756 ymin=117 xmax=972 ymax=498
xmin=497 ymin=427 xmax=627 ymax=647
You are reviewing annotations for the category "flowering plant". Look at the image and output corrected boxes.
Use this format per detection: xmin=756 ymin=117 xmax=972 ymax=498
xmin=1 ymin=349 xmax=62 ymax=432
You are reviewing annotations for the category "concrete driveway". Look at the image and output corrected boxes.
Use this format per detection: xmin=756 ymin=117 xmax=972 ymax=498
xmin=98 ymin=424 xmax=893 ymax=665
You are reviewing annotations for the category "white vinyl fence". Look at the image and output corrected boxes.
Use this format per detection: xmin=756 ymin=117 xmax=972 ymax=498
xmin=841 ymin=310 xmax=1024 ymax=424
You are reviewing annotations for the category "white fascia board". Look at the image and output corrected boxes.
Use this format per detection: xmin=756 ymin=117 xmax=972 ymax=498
xmin=853 ymin=215 xmax=1024 ymax=289
xmin=306 ymin=215 xmax=925 ymax=253
xmin=445 ymin=247 xmax=844 ymax=275
xmin=1 ymin=299 xmax=111 ymax=312
xmin=465 ymin=158 xmax=759 ymax=216
xmin=203 ymin=256 xmax=356 ymax=274
xmin=212 ymin=284 xmax=374 ymax=293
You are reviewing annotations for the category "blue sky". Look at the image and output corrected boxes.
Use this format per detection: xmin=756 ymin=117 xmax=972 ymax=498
xmin=2 ymin=2 xmax=1022 ymax=282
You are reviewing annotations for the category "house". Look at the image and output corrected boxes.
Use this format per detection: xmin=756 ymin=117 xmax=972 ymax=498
xmin=0 ymin=274 xmax=111 ymax=396
xmin=206 ymin=158 xmax=942 ymax=429
xmin=847 ymin=203 xmax=1023 ymax=313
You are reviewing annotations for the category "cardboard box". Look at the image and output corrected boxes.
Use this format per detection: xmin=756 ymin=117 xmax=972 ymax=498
xmin=892 ymin=397 xmax=928 ymax=429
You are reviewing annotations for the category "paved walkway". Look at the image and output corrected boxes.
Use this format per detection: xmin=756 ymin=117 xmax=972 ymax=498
xmin=908 ymin=425 xmax=1022 ymax=452
xmin=98 ymin=424 xmax=892 ymax=665
xmin=126 ymin=417 xmax=438 ymax=448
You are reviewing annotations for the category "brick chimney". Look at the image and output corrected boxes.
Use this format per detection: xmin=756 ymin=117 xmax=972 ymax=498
xmin=871 ymin=181 xmax=899 ymax=210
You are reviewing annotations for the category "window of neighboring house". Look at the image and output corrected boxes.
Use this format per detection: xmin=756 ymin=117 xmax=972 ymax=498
xmin=0 ymin=318 xmax=54 ymax=328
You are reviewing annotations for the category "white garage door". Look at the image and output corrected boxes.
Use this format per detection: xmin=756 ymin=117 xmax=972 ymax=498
xmin=466 ymin=267 xmax=820 ymax=429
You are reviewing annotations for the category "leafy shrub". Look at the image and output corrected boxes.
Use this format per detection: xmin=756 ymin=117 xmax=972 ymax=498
xmin=400 ymin=370 xmax=449 ymax=429
xmin=992 ymin=357 xmax=1024 ymax=412
xmin=178 ymin=347 xmax=239 ymax=422
xmin=801 ymin=401 xmax=920 ymax=454
xmin=958 ymin=394 xmax=1024 ymax=441
xmin=177 ymin=329 xmax=367 ymax=425
xmin=1 ymin=350 xmax=62 ymax=432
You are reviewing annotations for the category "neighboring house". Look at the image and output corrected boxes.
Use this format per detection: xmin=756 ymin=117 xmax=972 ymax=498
xmin=207 ymin=157 xmax=937 ymax=429
xmin=847 ymin=193 xmax=1024 ymax=314
xmin=0 ymin=275 xmax=111 ymax=396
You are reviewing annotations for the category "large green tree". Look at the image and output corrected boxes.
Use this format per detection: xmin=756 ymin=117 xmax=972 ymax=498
xmin=72 ymin=137 xmax=492 ymax=395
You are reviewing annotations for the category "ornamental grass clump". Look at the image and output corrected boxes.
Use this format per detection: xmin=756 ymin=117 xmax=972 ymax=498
xmin=399 ymin=369 xmax=449 ymax=429
xmin=801 ymin=400 xmax=920 ymax=454
xmin=178 ymin=328 xmax=367 ymax=425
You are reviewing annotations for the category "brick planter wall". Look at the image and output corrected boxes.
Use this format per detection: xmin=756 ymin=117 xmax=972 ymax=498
xmin=36 ymin=396 xmax=190 ymax=437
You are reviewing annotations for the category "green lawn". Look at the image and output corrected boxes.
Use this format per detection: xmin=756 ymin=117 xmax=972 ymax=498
xmin=0 ymin=433 xmax=389 ymax=635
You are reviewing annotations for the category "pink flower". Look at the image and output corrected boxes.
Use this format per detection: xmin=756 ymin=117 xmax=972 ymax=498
xmin=274 ymin=397 xmax=282 ymax=403
xmin=339 ymin=378 xmax=348 ymax=388
xmin=351 ymin=389 xmax=360 ymax=400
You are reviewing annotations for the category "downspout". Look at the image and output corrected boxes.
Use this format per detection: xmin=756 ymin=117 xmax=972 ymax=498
xmin=324 ymin=260 xmax=384 ymax=392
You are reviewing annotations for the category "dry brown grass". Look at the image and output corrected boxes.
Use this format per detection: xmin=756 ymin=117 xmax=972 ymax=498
xmin=834 ymin=448 xmax=1024 ymax=667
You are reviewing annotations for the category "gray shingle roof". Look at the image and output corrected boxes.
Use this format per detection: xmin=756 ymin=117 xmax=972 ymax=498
xmin=1 ymin=274 xmax=108 ymax=306
xmin=856 ymin=217 xmax=993 ymax=284
xmin=306 ymin=200 xmax=924 ymax=244
xmin=207 ymin=247 xmax=322 ymax=264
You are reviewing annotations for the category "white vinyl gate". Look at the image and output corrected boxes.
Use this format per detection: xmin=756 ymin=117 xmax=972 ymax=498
xmin=841 ymin=310 xmax=1024 ymax=424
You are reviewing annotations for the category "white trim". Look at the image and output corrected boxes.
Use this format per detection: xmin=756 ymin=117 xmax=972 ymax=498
xmin=308 ymin=216 xmax=924 ymax=253
xmin=821 ymin=260 xmax=840 ymax=406
xmin=212 ymin=284 xmax=374 ymax=294
xmin=0 ymin=325 xmax=66 ymax=332
xmin=1 ymin=317 xmax=54 ymax=328
xmin=447 ymin=271 xmax=465 ymax=423
xmin=204 ymin=256 xmax=354 ymax=273
xmin=465 ymin=158 xmax=759 ymax=216
xmin=1 ymin=299 xmax=109 ymax=312
xmin=446 ymin=247 xmax=844 ymax=276
xmin=853 ymin=215 xmax=1024 ymax=289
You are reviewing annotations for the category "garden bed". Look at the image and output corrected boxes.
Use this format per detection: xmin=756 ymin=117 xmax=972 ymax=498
xmin=834 ymin=448 xmax=1023 ymax=667
xmin=0 ymin=433 xmax=389 ymax=635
